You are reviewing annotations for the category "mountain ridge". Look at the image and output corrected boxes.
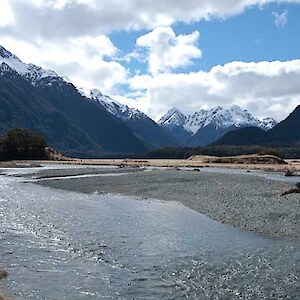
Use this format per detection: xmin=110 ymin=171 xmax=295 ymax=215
xmin=158 ymin=105 xmax=278 ymax=146
xmin=0 ymin=45 xmax=149 ymax=155
xmin=1 ymin=44 xmax=295 ymax=156
xmin=89 ymin=89 xmax=181 ymax=149
xmin=213 ymin=105 xmax=300 ymax=147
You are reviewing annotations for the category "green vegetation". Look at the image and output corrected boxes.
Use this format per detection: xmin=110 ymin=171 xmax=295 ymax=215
xmin=0 ymin=128 xmax=48 ymax=160
xmin=145 ymin=145 xmax=300 ymax=159
xmin=258 ymin=148 xmax=282 ymax=158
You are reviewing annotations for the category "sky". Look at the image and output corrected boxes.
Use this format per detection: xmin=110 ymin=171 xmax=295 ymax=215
xmin=0 ymin=0 xmax=300 ymax=121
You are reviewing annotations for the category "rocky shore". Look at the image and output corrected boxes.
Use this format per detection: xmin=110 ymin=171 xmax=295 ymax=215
xmin=0 ymin=269 xmax=8 ymax=300
xmin=35 ymin=167 xmax=300 ymax=239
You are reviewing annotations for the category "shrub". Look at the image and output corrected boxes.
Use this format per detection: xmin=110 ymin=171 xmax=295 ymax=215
xmin=0 ymin=128 xmax=48 ymax=160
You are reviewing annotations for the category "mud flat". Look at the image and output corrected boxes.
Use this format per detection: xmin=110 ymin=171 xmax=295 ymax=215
xmin=35 ymin=167 xmax=300 ymax=239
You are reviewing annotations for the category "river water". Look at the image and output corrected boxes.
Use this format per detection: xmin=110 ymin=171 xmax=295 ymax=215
xmin=0 ymin=166 xmax=299 ymax=299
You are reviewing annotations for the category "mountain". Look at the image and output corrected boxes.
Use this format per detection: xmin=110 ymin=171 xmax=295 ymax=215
xmin=264 ymin=105 xmax=300 ymax=147
xmin=212 ymin=127 xmax=267 ymax=146
xmin=158 ymin=105 xmax=277 ymax=146
xmin=260 ymin=117 xmax=278 ymax=131
xmin=0 ymin=45 xmax=59 ymax=85
xmin=0 ymin=45 xmax=148 ymax=156
xmin=214 ymin=105 xmax=300 ymax=147
xmin=159 ymin=107 xmax=186 ymax=128
xmin=89 ymin=89 xmax=181 ymax=149
xmin=158 ymin=107 xmax=191 ymax=142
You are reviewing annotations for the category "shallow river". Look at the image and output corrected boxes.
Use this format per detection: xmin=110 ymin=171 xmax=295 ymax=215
xmin=0 ymin=166 xmax=299 ymax=299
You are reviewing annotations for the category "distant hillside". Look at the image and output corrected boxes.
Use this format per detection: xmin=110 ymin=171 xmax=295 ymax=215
xmin=265 ymin=105 xmax=300 ymax=147
xmin=212 ymin=127 xmax=266 ymax=146
xmin=213 ymin=105 xmax=300 ymax=148
xmin=0 ymin=65 xmax=147 ymax=156
xmin=158 ymin=105 xmax=277 ymax=147
xmin=90 ymin=89 xmax=181 ymax=150
xmin=0 ymin=45 xmax=151 ymax=156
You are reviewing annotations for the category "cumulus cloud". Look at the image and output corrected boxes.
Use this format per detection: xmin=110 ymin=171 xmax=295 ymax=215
xmin=0 ymin=0 xmax=15 ymax=27
xmin=2 ymin=0 xmax=300 ymax=40
xmin=1 ymin=35 xmax=127 ymax=93
xmin=127 ymin=60 xmax=300 ymax=121
xmin=1 ymin=0 xmax=300 ymax=121
xmin=272 ymin=10 xmax=288 ymax=28
xmin=136 ymin=27 xmax=202 ymax=75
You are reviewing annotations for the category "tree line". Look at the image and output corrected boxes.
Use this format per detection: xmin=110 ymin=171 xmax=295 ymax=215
xmin=145 ymin=145 xmax=300 ymax=159
xmin=0 ymin=128 xmax=48 ymax=160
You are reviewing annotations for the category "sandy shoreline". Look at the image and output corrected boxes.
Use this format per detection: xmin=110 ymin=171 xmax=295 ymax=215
xmin=32 ymin=166 xmax=300 ymax=239
xmin=1 ymin=157 xmax=300 ymax=173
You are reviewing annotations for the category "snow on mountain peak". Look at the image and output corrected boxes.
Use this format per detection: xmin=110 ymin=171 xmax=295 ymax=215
xmin=160 ymin=104 xmax=275 ymax=135
xmin=158 ymin=107 xmax=186 ymax=127
xmin=89 ymin=89 xmax=147 ymax=121
xmin=0 ymin=45 xmax=60 ymax=85
xmin=229 ymin=104 xmax=243 ymax=111
xmin=259 ymin=117 xmax=278 ymax=130
xmin=0 ymin=45 xmax=19 ymax=60
xmin=90 ymin=89 xmax=104 ymax=99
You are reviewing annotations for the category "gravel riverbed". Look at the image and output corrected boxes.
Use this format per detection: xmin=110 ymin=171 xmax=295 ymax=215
xmin=33 ymin=167 xmax=300 ymax=239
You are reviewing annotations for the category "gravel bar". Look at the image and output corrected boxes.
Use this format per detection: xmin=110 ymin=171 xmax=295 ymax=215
xmin=34 ymin=168 xmax=300 ymax=239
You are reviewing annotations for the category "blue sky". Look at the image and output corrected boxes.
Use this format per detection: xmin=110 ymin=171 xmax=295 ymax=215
xmin=110 ymin=3 xmax=300 ymax=74
xmin=0 ymin=0 xmax=300 ymax=120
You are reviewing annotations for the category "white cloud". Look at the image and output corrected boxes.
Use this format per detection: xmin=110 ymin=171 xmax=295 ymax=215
xmin=136 ymin=27 xmax=202 ymax=75
xmin=0 ymin=0 xmax=15 ymax=27
xmin=1 ymin=0 xmax=300 ymax=122
xmin=272 ymin=10 xmax=288 ymax=27
xmin=127 ymin=60 xmax=300 ymax=121
xmin=2 ymin=0 xmax=300 ymax=40
xmin=1 ymin=35 xmax=127 ymax=93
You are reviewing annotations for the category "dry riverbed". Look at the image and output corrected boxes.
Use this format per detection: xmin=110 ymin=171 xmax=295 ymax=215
xmin=2 ymin=155 xmax=300 ymax=173
xmin=34 ymin=166 xmax=300 ymax=239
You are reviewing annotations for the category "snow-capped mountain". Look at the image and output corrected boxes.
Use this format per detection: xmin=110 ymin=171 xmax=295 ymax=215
xmin=158 ymin=105 xmax=278 ymax=146
xmin=0 ymin=44 xmax=150 ymax=154
xmin=0 ymin=44 xmax=281 ymax=151
xmin=90 ymin=89 xmax=148 ymax=121
xmin=0 ymin=45 xmax=60 ymax=85
xmin=158 ymin=107 xmax=186 ymax=127
xmin=259 ymin=117 xmax=278 ymax=131
xmin=159 ymin=105 xmax=277 ymax=134
xmin=90 ymin=89 xmax=180 ymax=149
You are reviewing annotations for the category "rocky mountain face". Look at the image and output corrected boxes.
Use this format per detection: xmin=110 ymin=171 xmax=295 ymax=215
xmin=0 ymin=45 xmax=180 ymax=155
xmin=158 ymin=105 xmax=278 ymax=146
xmin=1 ymin=44 xmax=291 ymax=156
xmin=0 ymin=45 xmax=148 ymax=156
xmin=214 ymin=105 xmax=300 ymax=147
xmin=89 ymin=89 xmax=181 ymax=149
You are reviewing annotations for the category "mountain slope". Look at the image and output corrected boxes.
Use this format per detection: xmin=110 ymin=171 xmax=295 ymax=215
xmin=212 ymin=127 xmax=267 ymax=146
xmin=90 ymin=90 xmax=181 ymax=149
xmin=265 ymin=105 xmax=300 ymax=147
xmin=0 ymin=46 xmax=148 ymax=156
xmin=158 ymin=105 xmax=277 ymax=146
xmin=213 ymin=105 xmax=300 ymax=147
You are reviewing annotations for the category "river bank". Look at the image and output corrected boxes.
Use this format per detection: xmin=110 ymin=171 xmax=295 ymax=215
xmin=0 ymin=268 xmax=8 ymax=300
xmin=1 ymin=156 xmax=300 ymax=173
xmin=33 ymin=166 xmax=300 ymax=239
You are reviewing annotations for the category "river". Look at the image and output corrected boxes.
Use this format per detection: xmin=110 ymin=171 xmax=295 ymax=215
xmin=0 ymin=166 xmax=299 ymax=299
